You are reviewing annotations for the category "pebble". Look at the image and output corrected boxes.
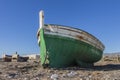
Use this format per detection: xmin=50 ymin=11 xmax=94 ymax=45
xmin=51 ymin=74 xmax=59 ymax=80
xmin=7 ymin=73 xmax=18 ymax=78
xmin=23 ymin=77 xmax=29 ymax=80
xmin=62 ymin=73 xmax=66 ymax=78
xmin=67 ymin=71 xmax=77 ymax=77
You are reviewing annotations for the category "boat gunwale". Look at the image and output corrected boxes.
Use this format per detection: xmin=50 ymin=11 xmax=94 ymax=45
xmin=45 ymin=24 xmax=102 ymax=42
xmin=44 ymin=24 xmax=105 ymax=50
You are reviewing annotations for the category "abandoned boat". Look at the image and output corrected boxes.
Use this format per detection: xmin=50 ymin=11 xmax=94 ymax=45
xmin=37 ymin=10 xmax=105 ymax=68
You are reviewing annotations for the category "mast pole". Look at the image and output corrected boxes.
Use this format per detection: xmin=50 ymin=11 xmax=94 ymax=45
xmin=39 ymin=10 xmax=44 ymax=29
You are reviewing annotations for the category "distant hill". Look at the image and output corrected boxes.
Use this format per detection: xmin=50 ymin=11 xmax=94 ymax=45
xmin=104 ymin=52 xmax=120 ymax=56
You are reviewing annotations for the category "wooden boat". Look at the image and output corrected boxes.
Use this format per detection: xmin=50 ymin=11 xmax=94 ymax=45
xmin=37 ymin=10 xmax=105 ymax=68
xmin=2 ymin=54 xmax=12 ymax=62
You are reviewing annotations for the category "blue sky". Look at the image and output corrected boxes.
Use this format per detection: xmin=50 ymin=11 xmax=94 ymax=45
xmin=0 ymin=0 xmax=120 ymax=56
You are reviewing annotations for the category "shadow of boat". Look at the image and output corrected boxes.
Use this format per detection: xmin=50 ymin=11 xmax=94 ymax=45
xmin=92 ymin=64 xmax=120 ymax=71
xmin=51 ymin=64 xmax=120 ymax=71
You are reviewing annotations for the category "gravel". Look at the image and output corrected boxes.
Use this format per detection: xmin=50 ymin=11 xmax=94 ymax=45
xmin=0 ymin=55 xmax=120 ymax=80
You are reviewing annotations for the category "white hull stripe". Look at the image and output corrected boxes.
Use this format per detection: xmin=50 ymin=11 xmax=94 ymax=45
xmin=37 ymin=24 xmax=105 ymax=51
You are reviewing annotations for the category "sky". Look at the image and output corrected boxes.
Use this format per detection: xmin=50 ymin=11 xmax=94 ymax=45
xmin=0 ymin=0 xmax=120 ymax=56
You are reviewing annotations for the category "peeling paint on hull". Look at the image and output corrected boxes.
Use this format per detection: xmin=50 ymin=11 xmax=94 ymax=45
xmin=37 ymin=24 xmax=105 ymax=68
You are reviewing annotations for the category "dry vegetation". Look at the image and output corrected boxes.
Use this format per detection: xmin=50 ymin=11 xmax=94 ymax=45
xmin=0 ymin=54 xmax=120 ymax=80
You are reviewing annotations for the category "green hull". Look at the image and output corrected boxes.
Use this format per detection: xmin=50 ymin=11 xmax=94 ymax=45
xmin=38 ymin=24 xmax=104 ymax=68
